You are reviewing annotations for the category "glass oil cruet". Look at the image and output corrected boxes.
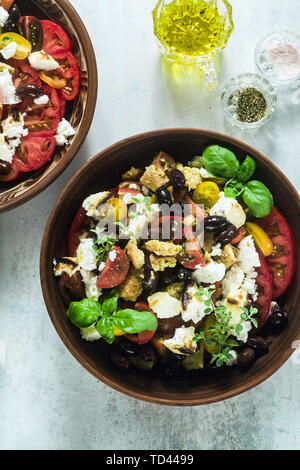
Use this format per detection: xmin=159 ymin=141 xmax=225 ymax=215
xmin=152 ymin=0 xmax=234 ymax=89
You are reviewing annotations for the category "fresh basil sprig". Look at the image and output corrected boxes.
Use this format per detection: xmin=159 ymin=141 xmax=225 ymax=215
xmin=66 ymin=290 xmax=157 ymax=344
xmin=203 ymin=145 xmax=273 ymax=218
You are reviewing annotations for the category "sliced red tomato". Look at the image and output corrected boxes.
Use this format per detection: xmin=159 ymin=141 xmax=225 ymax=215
xmin=177 ymin=237 xmax=205 ymax=270
xmin=9 ymin=59 xmax=41 ymax=88
xmin=41 ymin=51 xmax=80 ymax=101
xmin=0 ymin=158 xmax=21 ymax=182
xmin=231 ymin=226 xmax=247 ymax=245
xmin=257 ymin=206 xmax=296 ymax=298
xmin=126 ymin=302 xmax=158 ymax=345
xmin=41 ymin=20 xmax=73 ymax=55
xmin=97 ymin=246 xmax=130 ymax=289
xmin=1 ymin=0 xmax=14 ymax=10
xmin=118 ymin=181 xmax=142 ymax=198
xmin=60 ymin=99 xmax=66 ymax=119
xmin=14 ymin=134 xmax=56 ymax=172
xmin=255 ymin=248 xmax=273 ymax=329
xmin=68 ymin=207 xmax=87 ymax=257
xmin=154 ymin=151 xmax=176 ymax=171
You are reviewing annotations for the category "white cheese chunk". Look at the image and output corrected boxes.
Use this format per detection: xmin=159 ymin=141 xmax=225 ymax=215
xmin=211 ymin=243 xmax=222 ymax=257
xmin=34 ymin=94 xmax=49 ymax=105
xmin=221 ymin=264 xmax=245 ymax=298
xmin=0 ymin=69 xmax=20 ymax=105
xmin=210 ymin=192 xmax=246 ymax=229
xmin=148 ymin=292 xmax=181 ymax=319
xmin=164 ymin=326 xmax=197 ymax=355
xmin=0 ymin=111 xmax=28 ymax=163
xmin=237 ymin=235 xmax=261 ymax=273
xmin=236 ymin=321 xmax=252 ymax=343
xmin=0 ymin=6 xmax=9 ymax=27
xmin=80 ymin=324 xmax=101 ymax=342
xmin=28 ymin=51 xmax=59 ymax=71
xmin=80 ymin=269 xmax=102 ymax=300
xmin=1 ymin=42 xmax=17 ymax=60
xmin=77 ymin=238 xmax=98 ymax=271
xmin=193 ymin=260 xmax=226 ymax=285
xmin=0 ymin=135 xmax=15 ymax=163
xmin=55 ymin=118 xmax=76 ymax=146
xmin=181 ymin=283 xmax=210 ymax=324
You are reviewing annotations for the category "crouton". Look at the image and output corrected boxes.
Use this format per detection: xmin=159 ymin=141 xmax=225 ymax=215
xmin=221 ymin=243 xmax=238 ymax=269
xmin=140 ymin=164 xmax=169 ymax=192
xmin=117 ymin=266 xmax=144 ymax=302
xmin=125 ymin=238 xmax=145 ymax=269
xmin=145 ymin=240 xmax=183 ymax=257
xmin=149 ymin=254 xmax=177 ymax=272
xmin=122 ymin=166 xmax=142 ymax=181
xmin=176 ymin=163 xmax=202 ymax=191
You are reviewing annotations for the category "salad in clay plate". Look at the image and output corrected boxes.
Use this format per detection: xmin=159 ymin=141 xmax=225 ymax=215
xmin=0 ymin=0 xmax=80 ymax=182
xmin=53 ymin=145 xmax=296 ymax=375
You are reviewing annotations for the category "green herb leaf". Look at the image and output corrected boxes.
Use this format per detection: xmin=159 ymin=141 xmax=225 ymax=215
xmin=67 ymin=299 xmax=101 ymax=328
xmin=236 ymin=156 xmax=256 ymax=183
xmin=242 ymin=180 xmax=273 ymax=218
xmin=224 ymin=179 xmax=245 ymax=198
xmin=188 ymin=155 xmax=205 ymax=169
xmin=203 ymin=145 xmax=240 ymax=179
xmin=113 ymin=309 xmax=157 ymax=334
xmin=101 ymin=289 xmax=119 ymax=316
xmin=96 ymin=316 xmax=115 ymax=344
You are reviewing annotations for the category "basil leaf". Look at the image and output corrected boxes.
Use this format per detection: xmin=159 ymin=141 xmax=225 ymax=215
xmin=113 ymin=309 xmax=158 ymax=334
xmin=242 ymin=180 xmax=273 ymax=218
xmin=101 ymin=289 xmax=118 ymax=316
xmin=67 ymin=299 xmax=101 ymax=328
xmin=236 ymin=156 xmax=256 ymax=183
xmin=97 ymin=317 xmax=114 ymax=344
xmin=224 ymin=179 xmax=244 ymax=198
xmin=203 ymin=145 xmax=239 ymax=179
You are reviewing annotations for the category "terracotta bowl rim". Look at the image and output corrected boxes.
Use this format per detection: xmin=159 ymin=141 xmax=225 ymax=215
xmin=0 ymin=0 xmax=98 ymax=213
xmin=40 ymin=128 xmax=300 ymax=406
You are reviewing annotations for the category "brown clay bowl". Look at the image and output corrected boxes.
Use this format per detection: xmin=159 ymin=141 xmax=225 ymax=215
xmin=40 ymin=129 xmax=300 ymax=406
xmin=0 ymin=0 xmax=97 ymax=213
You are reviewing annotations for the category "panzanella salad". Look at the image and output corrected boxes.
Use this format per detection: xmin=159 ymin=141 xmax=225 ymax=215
xmin=53 ymin=145 xmax=296 ymax=374
xmin=0 ymin=1 xmax=80 ymax=183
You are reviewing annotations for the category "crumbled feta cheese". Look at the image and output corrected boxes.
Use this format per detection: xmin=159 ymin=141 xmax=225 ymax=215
xmin=210 ymin=192 xmax=246 ymax=229
xmin=55 ymin=118 xmax=76 ymax=146
xmin=226 ymin=350 xmax=238 ymax=367
xmin=0 ymin=69 xmax=20 ymax=105
xmin=77 ymin=238 xmax=98 ymax=271
xmin=34 ymin=94 xmax=49 ymax=105
xmin=80 ymin=270 xmax=102 ymax=300
xmin=199 ymin=167 xmax=214 ymax=179
xmin=0 ymin=6 xmax=9 ymax=27
xmin=236 ymin=320 xmax=252 ymax=343
xmin=238 ymin=236 xmax=261 ymax=273
xmin=0 ymin=111 xmax=28 ymax=163
xmin=211 ymin=243 xmax=222 ymax=257
xmin=164 ymin=326 xmax=197 ymax=355
xmin=0 ymin=135 xmax=15 ymax=163
xmin=109 ymin=250 xmax=117 ymax=262
xmin=99 ymin=262 xmax=106 ymax=272
xmin=1 ymin=41 xmax=17 ymax=60
xmin=28 ymin=50 xmax=59 ymax=71
xmin=193 ymin=260 xmax=226 ymax=285
xmin=80 ymin=324 xmax=101 ymax=342
xmin=181 ymin=283 xmax=210 ymax=324
xmin=148 ymin=292 xmax=181 ymax=319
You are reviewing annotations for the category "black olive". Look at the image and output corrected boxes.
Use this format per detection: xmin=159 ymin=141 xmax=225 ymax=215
xmin=247 ymin=336 xmax=269 ymax=352
xmin=2 ymin=20 xmax=19 ymax=34
xmin=115 ymin=338 xmax=139 ymax=356
xmin=238 ymin=347 xmax=255 ymax=367
xmin=204 ymin=216 xmax=228 ymax=232
xmin=8 ymin=3 xmax=20 ymax=21
xmin=267 ymin=310 xmax=288 ymax=334
xmin=16 ymin=83 xmax=44 ymax=99
xmin=168 ymin=169 xmax=185 ymax=188
xmin=155 ymin=186 xmax=172 ymax=206
xmin=215 ymin=224 xmax=237 ymax=245
xmin=157 ymin=315 xmax=184 ymax=336
xmin=176 ymin=266 xmax=192 ymax=282
xmin=111 ymin=352 xmax=130 ymax=371
xmin=143 ymin=262 xmax=159 ymax=297
xmin=161 ymin=267 xmax=177 ymax=286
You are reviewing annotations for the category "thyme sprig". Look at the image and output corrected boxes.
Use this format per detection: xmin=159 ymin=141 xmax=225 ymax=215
xmin=91 ymin=227 xmax=118 ymax=263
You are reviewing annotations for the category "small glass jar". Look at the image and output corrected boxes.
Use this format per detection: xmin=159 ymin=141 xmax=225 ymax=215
xmin=221 ymin=73 xmax=277 ymax=129
xmin=255 ymin=30 xmax=300 ymax=86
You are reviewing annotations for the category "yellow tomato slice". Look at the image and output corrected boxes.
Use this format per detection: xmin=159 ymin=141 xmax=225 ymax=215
xmin=245 ymin=222 xmax=274 ymax=257
xmin=113 ymin=325 xmax=126 ymax=336
xmin=39 ymin=71 xmax=66 ymax=89
xmin=193 ymin=181 xmax=220 ymax=209
xmin=110 ymin=197 xmax=127 ymax=222
xmin=0 ymin=33 xmax=31 ymax=60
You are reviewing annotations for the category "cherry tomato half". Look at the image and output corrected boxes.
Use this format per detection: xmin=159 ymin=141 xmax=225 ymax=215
xmin=97 ymin=246 xmax=130 ymax=289
xmin=118 ymin=181 xmax=142 ymax=198
xmin=154 ymin=151 xmax=176 ymax=171
xmin=255 ymin=247 xmax=273 ymax=329
xmin=68 ymin=207 xmax=87 ymax=257
xmin=1 ymin=0 xmax=14 ymax=10
xmin=0 ymin=32 xmax=31 ymax=60
xmin=177 ymin=237 xmax=205 ymax=270
xmin=193 ymin=181 xmax=220 ymax=209
xmin=41 ymin=20 xmax=73 ymax=55
xmin=257 ymin=206 xmax=296 ymax=298
xmin=14 ymin=134 xmax=56 ymax=172
xmin=245 ymin=222 xmax=274 ymax=257
xmin=231 ymin=227 xmax=247 ymax=245
xmin=126 ymin=302 xmax=157 ymax=345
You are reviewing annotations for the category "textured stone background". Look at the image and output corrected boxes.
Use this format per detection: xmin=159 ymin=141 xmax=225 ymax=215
xmin=0 ymin=0 xmax=300 ymax=450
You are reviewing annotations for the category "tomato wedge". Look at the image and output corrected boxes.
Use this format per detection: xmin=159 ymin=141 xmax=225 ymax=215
xmin=41 ymin=20 xmax=73 ymax=54
xmin=126 ymin=302 xmax=158 ymax=345
xmin=68 ymin=207 xmax=87 ymax=257
xmin=1 ymin=0 xmax=14 ymax=11
xmin=154 ymin=151 xmax=176 ymax=171
xmin=97 ymin=246 xmax=130 ymax=289
xmin=257 ymin=207 xmax=296 ymax=298
xmin=14 ymin=134 xmax=56 ymax=172
xmin=9 ymin=59 xmax=41 ymax=87
xmin=0 ymin=158 xmax=21 ymax=182
xmin=231 ymin=227 xmax=247 ymax=245
xmin=177 ymin=237 xmax=205 ymax=270
xmin=255 ymin=248 xmax=273 ymax=329
xmin=43 ymin=51 xmax=80 ymax=101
